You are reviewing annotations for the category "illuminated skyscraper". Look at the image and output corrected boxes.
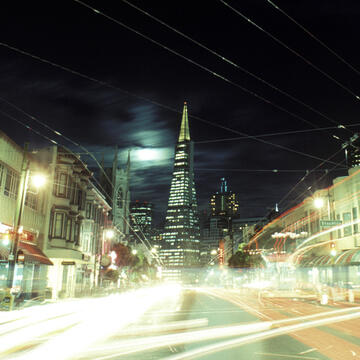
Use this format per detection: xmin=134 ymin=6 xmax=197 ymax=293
xmin=210 ymin=178 xmax=239 ymax=217
xmin=129 ymin=200 xmax=153 ymax=244
xmin=161 ymin=102 xmax=200 ymax=280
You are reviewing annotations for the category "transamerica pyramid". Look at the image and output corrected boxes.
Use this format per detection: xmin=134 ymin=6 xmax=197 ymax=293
xmin=160 ymin=102 xmax=200 ymax=282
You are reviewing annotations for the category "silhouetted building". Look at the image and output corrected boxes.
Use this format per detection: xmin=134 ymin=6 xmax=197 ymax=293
xmin=100 ymin=148 xmax=130 ymax=239
xmin=210 ymin=178 xmax=239 ymax=217
xmin=129 ymin=201 xmax=153 ymax=245
xmin=344 ymin=134 xmax=360 ymax=169
xmin=201 ymin=179 xmax=240 ymax=265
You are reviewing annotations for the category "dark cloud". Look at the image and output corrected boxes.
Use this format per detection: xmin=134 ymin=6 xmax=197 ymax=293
xmin=1 ymin=0 xmax=360 ymax=226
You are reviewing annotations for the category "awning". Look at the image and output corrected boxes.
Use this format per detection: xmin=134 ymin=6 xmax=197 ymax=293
xmin=297 ymin=254 xmax=333 ymax=267
xmin=334 ymin=249 xmax=360 ymax=266
xmin=0 ymin=241 xmax=53 ymax=265
xmin=297 ymin=249 xmax=360 ymax=267
xmin=19 ymin=241 xmax=53 ymax=265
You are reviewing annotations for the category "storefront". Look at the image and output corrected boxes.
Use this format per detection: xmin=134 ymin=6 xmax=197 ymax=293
xmin=0 ymin=240 xmax=53 ymax=298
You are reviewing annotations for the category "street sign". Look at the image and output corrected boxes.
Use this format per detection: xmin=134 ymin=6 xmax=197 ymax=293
xmin=320 ymin=220 xmax=342 ymax=228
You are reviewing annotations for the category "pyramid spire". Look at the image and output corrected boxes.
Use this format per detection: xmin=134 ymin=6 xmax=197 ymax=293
xmin=178 ymin=101 xmax=190 ymax=142
xmin=126 ymin=149 xmax=131 ymax=179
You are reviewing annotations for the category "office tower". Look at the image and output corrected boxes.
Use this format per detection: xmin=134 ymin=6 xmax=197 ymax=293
xmin=161 ymin=102 xmax=200 ymax=281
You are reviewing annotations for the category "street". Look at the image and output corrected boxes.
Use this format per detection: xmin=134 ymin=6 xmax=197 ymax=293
xmin=2 ymin=284 xmax=360 ymax=360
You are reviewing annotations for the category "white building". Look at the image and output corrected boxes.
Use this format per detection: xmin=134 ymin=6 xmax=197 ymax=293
xmin=36 ymin=146 xmax=113 ymax=299
xmin=0 ymin=130 xmax=52 ymax=298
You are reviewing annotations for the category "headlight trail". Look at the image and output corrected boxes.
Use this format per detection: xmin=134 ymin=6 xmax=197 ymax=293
xmin=113 ymin=318 xmax=208 ymax=337
xmin=76 ymin=305 xmax=360 ymax=359
xmin=162 ymin=310 xmax=360 ymax=360
xmin=79 ymin=322 xmax=273 ymax=359
xmin=1 ymin=285 xmax=181 ymax=360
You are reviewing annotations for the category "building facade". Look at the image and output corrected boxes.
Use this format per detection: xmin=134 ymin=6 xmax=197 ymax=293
xmin=249 ymin=165 xmax=360 ymax=288
xmin=129 ymin=200 xmax=153 ymax=245
xmin=0 ymin=131 xmax=52 ymax=298
xmin=210 ymin=178 xmax=239 ymax=217
xmin=201 ymin=178 xmax=241 ymax=265
xmin=161 ymin=103 xmax=200 ymax=281
xmin=101 ymin=148 xmax=131 ymax=240
xmin=36 ymin=146 xmax=113 ymax=299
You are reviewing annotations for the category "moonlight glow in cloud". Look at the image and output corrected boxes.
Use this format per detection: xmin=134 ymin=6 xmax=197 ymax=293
xmin=135 ymin=148 xmax=172 ymax=162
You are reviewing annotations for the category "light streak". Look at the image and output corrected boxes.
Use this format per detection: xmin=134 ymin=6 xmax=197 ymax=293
xmin=0 ymin=285 xmax=181 ymax=360
xmin=78 ymin=305 xmax=360 ymax=359
xmin=163 ymin=310 xmax=360 ymax=360
xmin=114 ymin=318 xmax=208 ymax=337
xmin=289 ymin=217 xmax=360 ymax=263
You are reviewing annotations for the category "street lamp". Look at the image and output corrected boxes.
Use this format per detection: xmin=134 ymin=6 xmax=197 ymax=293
xmin=314 ymin=198 xmax=325 ymax=209
xmin=7 ymin=163 xmax=46 ymax=291
xmin=105 ymin=229 xmax=115 ymax=240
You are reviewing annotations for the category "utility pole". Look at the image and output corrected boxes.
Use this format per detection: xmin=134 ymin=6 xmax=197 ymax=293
xmin=7 ymin=143 xmax=29 ymax=290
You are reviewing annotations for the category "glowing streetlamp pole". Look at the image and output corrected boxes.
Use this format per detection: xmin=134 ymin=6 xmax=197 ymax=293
xmin=7 ymin=160 xmax=29 ymax=290
xmin=7 ymin=147 xmax=47 ymax=291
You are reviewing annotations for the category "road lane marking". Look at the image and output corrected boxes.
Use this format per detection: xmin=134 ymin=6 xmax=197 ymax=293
xmin=298 ymin=348 xmax=317 ymax=354
xmin=255 ymin=352 xmax=319 ymax=359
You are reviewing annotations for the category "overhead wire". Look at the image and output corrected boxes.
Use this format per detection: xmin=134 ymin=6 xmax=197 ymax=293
xmin=1 ymin=1 xmax=355 ymax=238
xmin=71 ymin=0 xmax=326 ymax=132
xmin=195 ymin=167 xmax=346 ymax=173
xmin=277 ymin=147 xmax=346 ymax=208
xmin=266 ymin=0 xmax=360 ymax=77
xmin=281 ymin=156 xmax=347 ymax=213
xmin=120 ymin=0 xmax=348 ymax=136
xmin=219 ymin=0 xmax=360 ymax=110
xmin=67 ymin=0 xmax=342 ymax=166
xmin=0 ymin=43 xmax=341 ymax=167
xmin=195 ymin=124 xmax=360 ymax=145
xmin=0 ymin=107 xmax=162 ymax=266
xmin=0 ymin=95 xmax=114 ymax=192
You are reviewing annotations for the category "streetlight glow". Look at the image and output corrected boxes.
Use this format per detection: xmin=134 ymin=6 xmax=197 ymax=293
xmin=314 ymin=198 xmax=324 ymax=209
xmin=105 ymin=229 xmax=114 ymax=239
xmin=31 ymin=173 xmax=46 ymax=188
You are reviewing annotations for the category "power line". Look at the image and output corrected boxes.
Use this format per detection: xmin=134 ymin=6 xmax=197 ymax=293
xmin=121 ymin=0 xmax=348 ymax=136
xmin=0 ymin=96 xmax=115 ymax=192
xmin=72 ymin=0 xmax=325 ymax=132
xmin=219 ymin=0 xmax=360 ymax=107
xmin=281 ymin=157 xmax=347 ymax=212
xmin=67 ymin=1 xmax=342 ymax=166
xmin=0 ymin=107 xmax=162 ymax=265
xmin=0 ymin=44 xmax=341 ymax=167
xmin=195 ymin=124 xmax=360 ymax=145
xmin=195 ymin=167 xmax=346 ymax=173
xmin=266 ymin=0 xmax=360 ymax=77
xmin=277 ymin=147 xmax=345 ymax=210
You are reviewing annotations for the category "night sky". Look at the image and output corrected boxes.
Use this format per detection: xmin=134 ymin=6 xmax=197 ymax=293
xmin=1 ymin=0 xmax=360 ymax=224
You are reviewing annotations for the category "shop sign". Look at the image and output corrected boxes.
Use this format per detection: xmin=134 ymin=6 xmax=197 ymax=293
xmin=320 ymin=220 xmax=342 ymax=228
xmin=61 ymin=261 xmax=76 ymax=266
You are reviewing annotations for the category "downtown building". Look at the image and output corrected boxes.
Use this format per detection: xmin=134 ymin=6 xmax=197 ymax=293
xmin=129 ymin=200 xmax=153 ymax=246
xmin=160 ymin=103 xmax=200 ymax=282
xmin=201 ymin=178 xmax=240 ymax=265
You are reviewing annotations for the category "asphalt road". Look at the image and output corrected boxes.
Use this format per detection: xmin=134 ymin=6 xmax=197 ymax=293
xmin=119 ymin=289 xmax=332 ymax=360
xmin=2 ymin=285 xmax=360 ymax=360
